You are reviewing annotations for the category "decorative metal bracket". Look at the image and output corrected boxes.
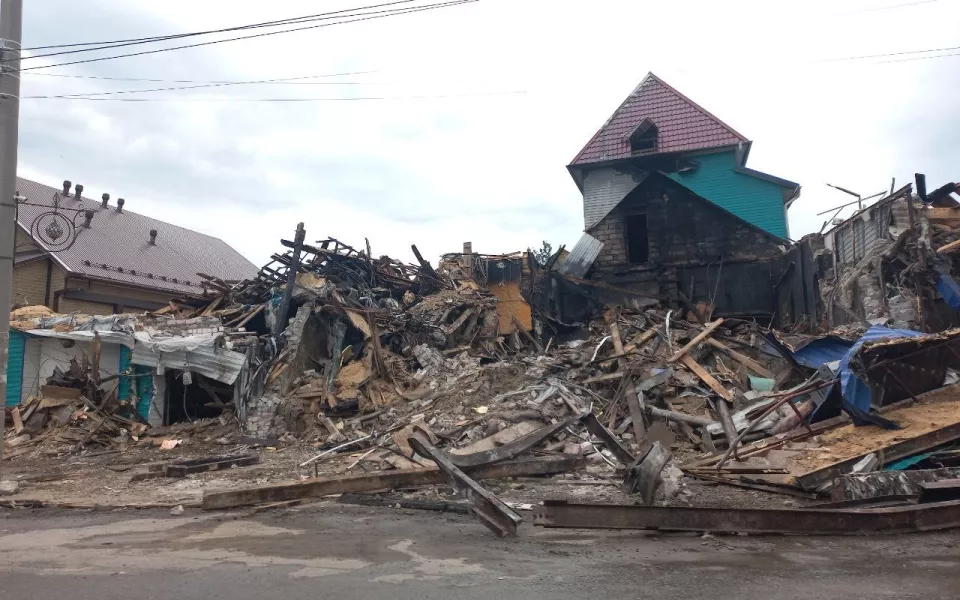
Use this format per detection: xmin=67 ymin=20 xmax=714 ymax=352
xmin=17 ymin=191 xmax=94 ymax=253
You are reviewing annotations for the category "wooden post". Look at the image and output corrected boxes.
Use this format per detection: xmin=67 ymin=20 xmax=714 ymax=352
xmin=275 ymin=222 xmax=305 ymax=334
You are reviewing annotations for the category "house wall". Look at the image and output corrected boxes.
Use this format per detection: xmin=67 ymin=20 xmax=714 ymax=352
xmin=586 ymin=176 xmax=783 ymax=314
xmin=667 ymin=150 xmax=789 ymax=239
xmin=31 ymin=338 xmax=124 ymax=397
xmin=12 ymin=259 xmax=54 ymax=307
xmin=20 ymin=337 xmax=42 ymax=403
xmin=582 ymin=166 xmax=645 ymax=229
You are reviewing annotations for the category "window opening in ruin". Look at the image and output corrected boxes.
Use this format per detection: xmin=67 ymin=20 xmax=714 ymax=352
xmin=625 ymin=213 xmax=650 ymax=264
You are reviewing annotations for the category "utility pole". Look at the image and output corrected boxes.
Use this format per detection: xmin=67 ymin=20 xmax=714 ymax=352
xmin=0 ymin=0 xmax=23 ymax=468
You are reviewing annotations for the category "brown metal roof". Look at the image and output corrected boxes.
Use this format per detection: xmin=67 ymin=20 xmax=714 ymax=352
xmin=15 ymin=177 xmax=257 ymax=297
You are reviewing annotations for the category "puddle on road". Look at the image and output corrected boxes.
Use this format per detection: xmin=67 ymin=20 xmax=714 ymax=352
xmin=371 ymin=539 xmax=486 ymax=583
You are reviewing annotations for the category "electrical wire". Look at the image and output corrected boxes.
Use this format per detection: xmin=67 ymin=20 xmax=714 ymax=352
xmin=848 ymin=0 xmax=941 ymax=12
xmin=14 ymin=0 xmax=477 ymax=72
xmin=822 ymin=44 xmax=960 ymax=62
xmin=29 ymin=76 xmax=387 ymax=99
xmin=25 ymin=70 xmax=379 ymax=84
xmin=16 ymin=0 xmax=417 ymax=59
xmin=881 ymin=50 xmax=960 ymax=63
xmin=22 ymin=90 xmax=526 ymax=102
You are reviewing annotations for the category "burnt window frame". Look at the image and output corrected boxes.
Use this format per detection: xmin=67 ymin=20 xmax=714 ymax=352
xmin=624 ymin=212 xmax=650 ymax=264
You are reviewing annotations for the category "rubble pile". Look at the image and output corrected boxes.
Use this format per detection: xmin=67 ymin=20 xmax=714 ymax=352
xmin=4 ymin=348 xmax=149 ymax=460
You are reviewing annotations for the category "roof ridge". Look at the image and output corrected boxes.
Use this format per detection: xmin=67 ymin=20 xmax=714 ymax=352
xmin=569 ymin=72 xmax=750 ymax=167
xmin=644 ymin=73 xmax=749 ymax=143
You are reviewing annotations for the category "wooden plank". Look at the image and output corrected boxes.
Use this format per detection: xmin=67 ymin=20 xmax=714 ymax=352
xmin=704 ymin=338 xmax=776 ymax=379
xmin=926 ymin=207 xmax=960 ymax=223
xmin=39 ymin=385 xmax=82 ymax=409
xmin=582 ymin=372 xmax=624 ymax=385
xmin=937 ymin=238 xmax=960 ymax=254
xmin=679 ymin=354 xmax=733 ymax=402
xmin=606 ymin=307 xmax=646 ymax=444
xmin=668 ymin=319 xmax=724 ymax=363
xmin=11 ymin=406 xmax=23 ymax=434
xmin=202 ymin=456 xmax=584 ymax=510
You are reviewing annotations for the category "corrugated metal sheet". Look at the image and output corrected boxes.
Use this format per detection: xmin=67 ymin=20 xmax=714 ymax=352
xmin=130 ymin=335 xmax=245 ymax=385
xmin=15 ymin=177 xmax=257 ymax=297
xmin=558 ymin=233 xmax=604 ymax=278
xmin=832 ymin=197 xmax=897 ymax=267
xmin=6 ymin=330 xmax=25 ymax=407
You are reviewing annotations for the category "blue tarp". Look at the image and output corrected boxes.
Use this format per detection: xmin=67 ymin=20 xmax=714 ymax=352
xmin=936 ymin=273 xmax=960 ymax=310
xmin=839 ymin=326 xmax=925 ymax=424
xmin=791 ymin=338 xmax=854 ymax=369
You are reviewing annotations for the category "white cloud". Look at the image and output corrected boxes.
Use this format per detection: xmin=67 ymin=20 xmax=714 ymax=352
xmin=15 ymin=0 xmax=960 ymax=267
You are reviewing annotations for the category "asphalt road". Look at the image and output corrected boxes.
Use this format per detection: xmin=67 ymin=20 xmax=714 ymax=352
xmin=2 ymin=502 xmax=960 ymax=600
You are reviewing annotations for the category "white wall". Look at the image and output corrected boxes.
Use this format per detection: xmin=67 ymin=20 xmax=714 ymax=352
xmin=32 ymin=338 xmax=123 ymax=396
xmin=20 ymin=338 xmax=42 ymax=402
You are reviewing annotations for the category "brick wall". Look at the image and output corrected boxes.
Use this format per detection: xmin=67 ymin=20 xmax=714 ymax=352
xmin=588 ymin=175 xmax=781 ymax=271
xmin=59 ymin=297 xmax=115 ymax=315
xmin=12 ymin=259 xmax=51 ymax=306
xmin=586 ymin=175 xmax=784 ymax=304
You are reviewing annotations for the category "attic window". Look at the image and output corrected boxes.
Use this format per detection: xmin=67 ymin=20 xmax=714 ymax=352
xmin=629 ymin=120 xmax=658 ymax=155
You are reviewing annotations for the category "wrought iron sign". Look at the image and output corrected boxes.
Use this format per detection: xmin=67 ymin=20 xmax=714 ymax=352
xmin=17 ymin=191 xmax=94 ymax=252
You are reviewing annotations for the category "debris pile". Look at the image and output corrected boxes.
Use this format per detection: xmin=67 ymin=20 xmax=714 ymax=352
xmin=4 ymin=345 xmax=149 ymax=460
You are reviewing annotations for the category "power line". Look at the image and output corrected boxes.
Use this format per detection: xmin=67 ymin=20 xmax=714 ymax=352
xmin=21 ymin=91 xmax=526 ymax=102
xmin=881 ymin=50 xmax=960 ymax=63
xmin=849 ymin=0 xmax=941 ymax=12
xmin=24 ymin=70 xmax=378 ymax=84
xmin=822 ymin=44 xmax=960 ymax=62
xmin=18 ymin=0 xmax=415 ymax=58
xmin=26 ymin=72 xmax=385 ymax=97
xmin=16 ymin=0 xmax=476 ymax=72
xmin=26 ymin=71 xmax=378 ymax=85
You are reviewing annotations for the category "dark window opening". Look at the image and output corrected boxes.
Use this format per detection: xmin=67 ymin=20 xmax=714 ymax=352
xmin=629 ymin=121 xmax=658 ymax=155
xmin=164 ymin=371 xmax=230 ymax=424
xmin=625 ymin=214 xmax=649 ymax=264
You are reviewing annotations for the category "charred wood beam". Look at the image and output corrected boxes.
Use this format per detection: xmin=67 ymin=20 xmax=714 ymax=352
xmin=202 ymin=456 xmax=583 ymax=510
xmin=533 ymin=499 xmax=960 ymax=535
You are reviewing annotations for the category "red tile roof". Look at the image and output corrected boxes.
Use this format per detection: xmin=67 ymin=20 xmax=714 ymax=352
xmin=570 ymin=73 xmax=750 ymax=166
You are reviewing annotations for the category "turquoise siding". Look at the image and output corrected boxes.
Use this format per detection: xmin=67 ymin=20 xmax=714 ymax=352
xmin=5 ymin=330 xmax=25 ymax=407
xmin=134 ymin=365 xmax=153 ymax=421
xmin=668 ymin=151 xmax=789 ymax=239
xmin=118 ymin=346 xmax=132 ymax=402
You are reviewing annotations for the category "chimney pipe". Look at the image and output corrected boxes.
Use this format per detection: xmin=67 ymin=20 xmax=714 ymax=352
xmin=149 ymin=229 xmax=157 ymax=245
xmin=101 ymin=193 xmax=109 ymax=208
xmin=83 ymin=210 xmax=94 ymax=228
xmin=74 ymin=183 xmax=84 ymax=200
xmin=62 ymin=180 xmax=71 ymax=196
xmin=116 ymin=198 xmax=125 ymax=213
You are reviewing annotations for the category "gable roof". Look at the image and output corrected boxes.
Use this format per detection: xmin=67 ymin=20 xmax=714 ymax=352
xmin=570 ymin=73 xmax=750 ymax=166
xmin=15 ymin=177 xmax=257 ymax=297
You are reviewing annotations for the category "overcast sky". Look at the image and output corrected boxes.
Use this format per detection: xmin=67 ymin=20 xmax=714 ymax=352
xmin=14 ymin=0 xmax=960 ymax=267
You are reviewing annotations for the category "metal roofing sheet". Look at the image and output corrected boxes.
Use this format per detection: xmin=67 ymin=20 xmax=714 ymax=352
xmin=15 ymin=177 xmax=257 ymax=297
xmin=558 ymin=233 xmax=604 ymax=278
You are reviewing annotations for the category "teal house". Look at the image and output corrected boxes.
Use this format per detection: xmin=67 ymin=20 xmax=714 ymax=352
xmin=564 ymin=73 xmax=801 ymax=314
